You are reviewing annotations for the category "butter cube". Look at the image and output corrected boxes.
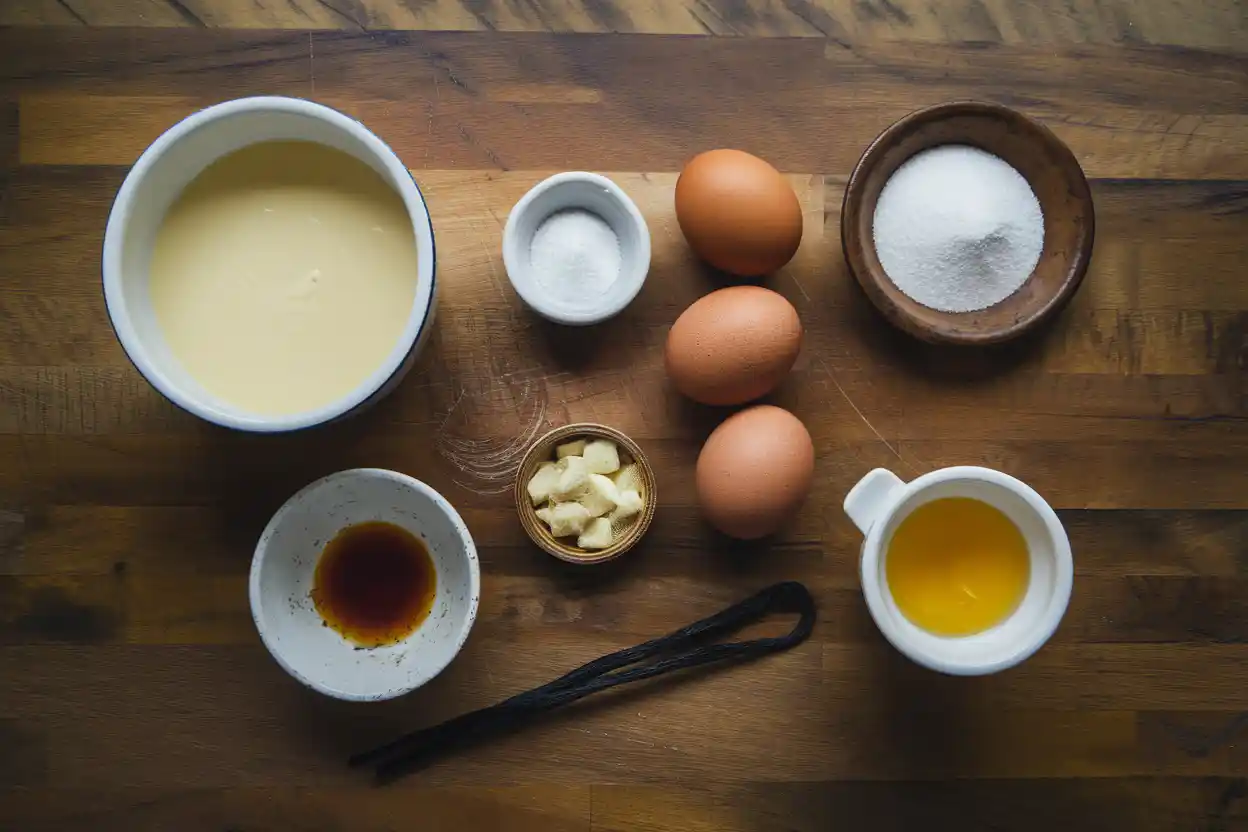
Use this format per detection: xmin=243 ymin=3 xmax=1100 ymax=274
xmin=583 ymin=439 xmax=621 ymax=474
xmin=612 ymin=463 xmax=642 ymax=494
xmin=526 ymin=461 xmax=561 ymax=506
xmin=537 ymin=502 xmax=591 ymax=538
xmin=554 ymin=455 xmax=591 ymax=500
xmin=556 ymin=439 xmax=587 ymax=459
xmin=578 ymin=517 xmax=614 ymax=550
xmin=580 ymin=473 xmax=620 ymax=518
xmin=609 ymin=489 xmax=644 ymax=524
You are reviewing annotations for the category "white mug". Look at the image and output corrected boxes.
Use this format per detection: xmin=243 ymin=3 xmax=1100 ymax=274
xmin=843 ymin=466 xmax=1073 ymax=676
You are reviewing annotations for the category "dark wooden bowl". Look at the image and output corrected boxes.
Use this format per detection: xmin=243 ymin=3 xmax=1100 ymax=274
xmin=841 ymin=101 xmax=1095 ymax=345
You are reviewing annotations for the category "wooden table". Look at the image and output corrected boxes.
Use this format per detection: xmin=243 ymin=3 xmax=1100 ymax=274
xmin=1 ymin=3 xmax=1246 ymax=829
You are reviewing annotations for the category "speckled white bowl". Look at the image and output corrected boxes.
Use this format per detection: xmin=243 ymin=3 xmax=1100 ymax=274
xmin=249 ymin=468 xmax=479 ymax=701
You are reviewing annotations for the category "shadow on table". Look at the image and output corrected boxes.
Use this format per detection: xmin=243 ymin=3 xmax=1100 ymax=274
xmin=843 ymin=282 xmax=1065 ymax=386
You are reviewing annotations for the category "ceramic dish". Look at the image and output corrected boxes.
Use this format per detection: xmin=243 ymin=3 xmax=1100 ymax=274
xmin=841 ymin=101 xmax=1094 ymax=345
xmin=515 ymin=423 xmax=657 ymax=564
xmin=844 ymin=466 xmax=1073 ymax=676
xmin=502 ymin=172 xmax=651 ymax=326
xmin=103 ymin=96 xmax=437 ymax=432
xmin=249 ymin=468 xmax=479 ymax=702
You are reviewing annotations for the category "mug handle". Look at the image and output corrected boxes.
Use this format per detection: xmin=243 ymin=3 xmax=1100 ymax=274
xmin=843 ymin=468 xmax=905 ymax=535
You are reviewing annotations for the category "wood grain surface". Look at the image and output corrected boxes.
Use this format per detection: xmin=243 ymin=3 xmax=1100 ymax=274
xmin=1 ymin=3 xmax=1247 ymax=830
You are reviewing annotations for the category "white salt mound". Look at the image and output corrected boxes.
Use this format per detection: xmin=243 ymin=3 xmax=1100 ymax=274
xmin=872 ymin=145 xmax=1044 ymax=314
xmin=530 ymin=209 xmax=621 ymax=308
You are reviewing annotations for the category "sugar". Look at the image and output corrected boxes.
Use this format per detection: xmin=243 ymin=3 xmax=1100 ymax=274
xmin=872 ymin=145 xmax=1044 ymax=314
xmin=529 ymin=209 xmax=621 ymax=308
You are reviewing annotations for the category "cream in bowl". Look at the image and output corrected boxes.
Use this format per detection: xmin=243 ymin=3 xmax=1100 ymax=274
xmin=104 ymin=97 xmax=437 ymax=431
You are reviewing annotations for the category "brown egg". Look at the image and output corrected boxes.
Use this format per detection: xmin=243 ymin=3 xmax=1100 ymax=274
xmin=675 ymin=149 xmax=803 ymax=276
xmin=696 ymin=405 xmax=814 ymax=540
xmin=665 ymin=285 xmax=802 ymax=406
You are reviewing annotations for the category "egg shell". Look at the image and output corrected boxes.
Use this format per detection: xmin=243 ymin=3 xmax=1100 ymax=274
xmin=675 ymin=149 xmax=803 ymax=277
xmin=665 ymin=285 xmax=803 ymax=407
xmin=696 ymin=405 xmax=814 ymax=540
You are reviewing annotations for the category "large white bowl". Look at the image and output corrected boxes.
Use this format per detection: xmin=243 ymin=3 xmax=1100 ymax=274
xmin=102 ymin=96 xmax=437 ymax=432
xmin=249 ymin=469 xmax=480 ymax=702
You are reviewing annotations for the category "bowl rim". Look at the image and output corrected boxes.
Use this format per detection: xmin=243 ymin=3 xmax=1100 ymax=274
xmin=248 ymin=467 xmax=481 ymax=702
xmin=514 ymin=423 xmax=657 ymax=565
xmin=101 ymin=95 xmax=437 ymax=432
xmin=501 ymin=171 xmax=651 ymax=326
xmin=841 ymin=100 xmax=1096 ymax=346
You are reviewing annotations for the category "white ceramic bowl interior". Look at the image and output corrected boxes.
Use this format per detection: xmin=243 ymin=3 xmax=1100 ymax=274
xmin=846 ymin=466 xmax=1073 ymax=676
xmin=249 ymin=468 xmax=480 ymax=702
xmin=102 ymin=96 xmax=437 ymax=432
xmin=502 ymin=172 xmax=651 ymax=325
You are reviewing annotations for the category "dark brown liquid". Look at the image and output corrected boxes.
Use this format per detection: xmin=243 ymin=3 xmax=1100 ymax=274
xmin=311 ymin=521 xmax=437 ymax=648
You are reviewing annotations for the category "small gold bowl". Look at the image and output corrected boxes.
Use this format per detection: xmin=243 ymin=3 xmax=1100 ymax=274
xmin=515 ymin=423 xmax=657 ymax=565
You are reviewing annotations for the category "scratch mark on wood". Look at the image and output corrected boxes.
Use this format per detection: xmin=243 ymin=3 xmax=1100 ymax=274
xmin=53 ymin=0 xmax=89 ymax=25
xmin=781 ymin=0 xmax=850 ymax=44
xmin=0 ymin=382 xmax=56 ymax=414
xmin=436 ymin=380 xmax=548 ymax=496
xmin=423 ymin=100 xmax=434 ymax=170
xmin=431 ymin=194 xmax=550 ymax=495
xmin=469 ymin=188 xmax=512 ymax=306
xmin=687 ymin=6 xmax=717 ymax=35
xmin=428 ymin=51 xmax=474 ymax=95
xmin=458 ymin=0 xmax=496 ymax=31
xmin=285 ymin=0 xmax=314 ymax=22
xmin=788 ymin=274 xmax=918 ymax=474
xmin=694 ymin=0 xmax=738 ymax=35
xmin=163 ymin=0 xmax=207 ymax=27
xmin=853 ymin=0 xmax=886 ymax=23
xmin=310 ymin=0 xmax=365 ymax=30
xmin=877 ymin=0 xmax=914 ymax=24
xmin=455 ymin=122 xmax=507 ymax=171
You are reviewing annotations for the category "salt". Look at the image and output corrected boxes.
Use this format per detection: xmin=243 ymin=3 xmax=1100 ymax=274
xmin=529 ymin=209 xmax=621 ymax=308
xmin=872 ymin=145 xmax=1044 ymax=313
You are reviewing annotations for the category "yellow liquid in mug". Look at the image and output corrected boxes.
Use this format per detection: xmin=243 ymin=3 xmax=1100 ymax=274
xmin=886 ymin=497 xmax=1030 ymax=636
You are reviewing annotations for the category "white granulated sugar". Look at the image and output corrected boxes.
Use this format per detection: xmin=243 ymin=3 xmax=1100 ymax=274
xmin=872 ymin=145 xmax=1044 ymax=313
xmin=530 ymin=209 xmax=621 ymax=308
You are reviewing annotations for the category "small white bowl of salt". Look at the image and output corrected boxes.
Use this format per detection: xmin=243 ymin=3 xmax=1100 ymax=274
xmin=503 ymin=172 xmax=651 ymax=326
